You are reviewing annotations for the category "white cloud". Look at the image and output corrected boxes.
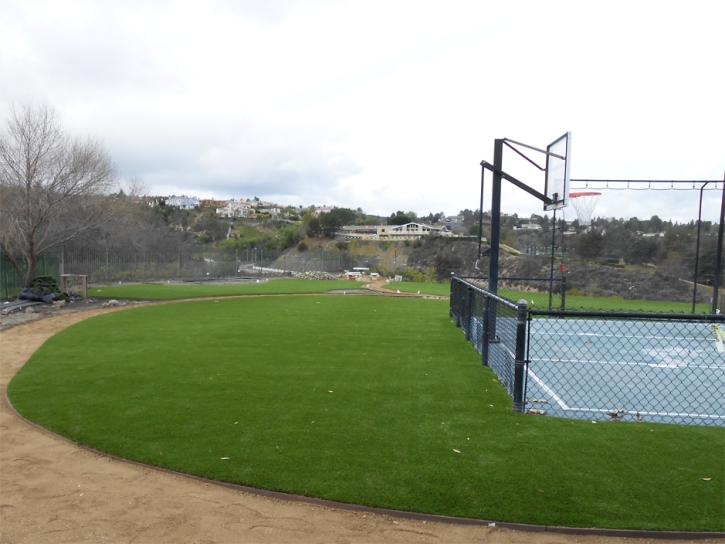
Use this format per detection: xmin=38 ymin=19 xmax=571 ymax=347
xmin=1 ymin=0 xmax=723 ymax=222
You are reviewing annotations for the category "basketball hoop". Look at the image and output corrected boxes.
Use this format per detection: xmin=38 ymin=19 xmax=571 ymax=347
xmin=568 ymin=191 xmax=601 ymax=226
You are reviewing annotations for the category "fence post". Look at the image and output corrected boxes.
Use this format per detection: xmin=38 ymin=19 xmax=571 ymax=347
xmin=481 ymin=295 xmax=489 ymax=366
xmin=561 ymin=275 xmax=566 ymax=310
xmin=513 ymin=299 xmax=529 ymax=413
xmin=465 ymin=286 xmax=473 ymax=341
xmin=449 ymin=277 xmax=455 ymax=318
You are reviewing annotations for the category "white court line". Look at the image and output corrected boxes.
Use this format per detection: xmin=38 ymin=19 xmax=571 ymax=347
xmin=531 ymin=331 xmax=706 ymax=341
xmin=526 ymin=369 xmax=570 ymax=410
xmin=558 ymin=407 xmax=725 ymax=420
xmin=529 ymin=358 xmax=723 ymax=369
xmin=527 ymin=370 xmax=725 ymax=420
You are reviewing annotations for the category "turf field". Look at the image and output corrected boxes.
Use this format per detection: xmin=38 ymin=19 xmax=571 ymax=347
xmin=91 ymin=279 xmax=365 ymax=300
xmin=8 ymin=296 xmax=724 ymax=531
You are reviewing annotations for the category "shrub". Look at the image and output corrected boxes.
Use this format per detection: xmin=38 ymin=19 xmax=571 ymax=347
xmin=297 ymin=241 xmax=308 ymax=252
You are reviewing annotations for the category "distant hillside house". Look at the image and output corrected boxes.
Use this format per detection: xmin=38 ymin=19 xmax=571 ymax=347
xmin=199 ymin=199 xmax=228 ymax=208
xmin=338 ymin=225 xmax=379 ymax=239
xmin=379 ymin=223 xmax=453 ymax=239
xmin=513 ymin=223 xmax=542 ymax=231
xmin=337 ymin=223 xmax=453 ymax=240
xmin=166 ymin=195 xmax=199 ymax=209
xmin=444 ymin=215 xmax=463 ymax=227
xmin=217 ymin=199 xmax=253 ymax=218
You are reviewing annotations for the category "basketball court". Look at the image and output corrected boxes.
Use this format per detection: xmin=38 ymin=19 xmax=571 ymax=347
xmin=526 ymin=318 xmax=725 ymax=426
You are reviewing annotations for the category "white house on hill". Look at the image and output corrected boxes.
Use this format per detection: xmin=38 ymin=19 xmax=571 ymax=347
xmin=166 ymin=195 xmax=199 ymax=209
xmin=217 ymin=199 xmax=253 ymax=218
xmin=338 ymin=222 xmax=453 ymax=240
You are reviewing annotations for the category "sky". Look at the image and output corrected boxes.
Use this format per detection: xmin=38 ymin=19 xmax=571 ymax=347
xmin=1 ymin=0 xmax=724 ymax=223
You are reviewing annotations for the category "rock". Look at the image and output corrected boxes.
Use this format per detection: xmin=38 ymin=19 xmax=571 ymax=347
xmin=52 ymin=300 xmax=66 ymax=307
xmin=25 ymin=307 xmax=35 ymax=314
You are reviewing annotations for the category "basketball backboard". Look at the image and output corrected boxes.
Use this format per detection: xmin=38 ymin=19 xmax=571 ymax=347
xmin=544 ymin=132 xmax=572 ymax=211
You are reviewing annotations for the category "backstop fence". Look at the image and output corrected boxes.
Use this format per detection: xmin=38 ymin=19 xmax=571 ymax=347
xmin=1 ymin=248 xmax=358 ymax=299
xmin=450 ymin=276 xmax=725 ymax=427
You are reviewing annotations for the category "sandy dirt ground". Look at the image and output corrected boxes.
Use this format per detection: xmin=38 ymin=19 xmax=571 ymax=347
xmin=1 ymin=301 xmax=719 ymax=543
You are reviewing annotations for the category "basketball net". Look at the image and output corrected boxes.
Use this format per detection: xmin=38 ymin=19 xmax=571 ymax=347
xmin=568 ymin=192 xmax=601 ymax=226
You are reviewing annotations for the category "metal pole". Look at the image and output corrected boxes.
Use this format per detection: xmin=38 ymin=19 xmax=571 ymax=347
xmin=478 ymin=164 xmax=485 ymax=258
xmin=481 ymin=295 xmax=489 ymax=367
xmin=548 ymin=210 xmax=557 ymax=310
xmin=712 ymin=175 xmax=725 ymax=314
xmin=692 ymin=182 xmax=709 ymax=312
xmin=449 ymin=276 xmax=455 ymax=318
xmin=465 ymin=286 xmax=473 ymax=341
xmin=513 ymin=299 xmax=529 ymax=413
xmin=488 ymin=139 xmax=504 ymax=295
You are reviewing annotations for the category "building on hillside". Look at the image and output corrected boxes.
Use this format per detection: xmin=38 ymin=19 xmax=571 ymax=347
xmin=338 ymin=225 xmax=379 ymax=238
xmin=513 ymin=223 xmax=542 ymax=231
xmin=217 ymin=199 xmax=253 ymax=218
xmin=199 ymin=199 xmax=228 ymax=208
xmin=166 ymin=195 xmax=199 ymax=209
xmin=258 ymin=207 xmax=281 ymax=216
xmin=378 ymin=223 xmax=453 ymax=239
xmin=337 ymin=222 xmax=453 ymax=240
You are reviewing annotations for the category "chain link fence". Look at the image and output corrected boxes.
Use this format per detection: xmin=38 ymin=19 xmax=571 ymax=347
xmin=460 ymin=276 xmax=565 ymax=311
xmin=450 ymin=278 xmax=526 ymax=407
xmin=1 ymin=249 xmax=288 ymax=299
xmin=450 ymin=276 xmax=725 ymax=426
xmin=1 ymin=248 xmax=362 ymax=299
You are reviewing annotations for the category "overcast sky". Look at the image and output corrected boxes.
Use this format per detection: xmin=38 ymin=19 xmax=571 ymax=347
xmin=2 ymin=0 xmax=724 ymax=223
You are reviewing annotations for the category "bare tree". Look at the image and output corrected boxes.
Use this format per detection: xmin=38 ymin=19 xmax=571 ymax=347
xmin=0 ymin=102 xmax=132 ymax=286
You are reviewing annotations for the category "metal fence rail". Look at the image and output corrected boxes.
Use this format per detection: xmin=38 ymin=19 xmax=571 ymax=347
xmin=450 ymin=276 xmax=725 ymax=426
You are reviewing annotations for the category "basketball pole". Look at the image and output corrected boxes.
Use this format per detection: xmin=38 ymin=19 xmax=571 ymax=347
xmin=712 ymin=172 xmax=725 ymax=314
xmin=548 ymin=209 xmax=557 ymax=310
xmin=488 ymin=139 xmax=504 ymax=295
xmin=477 ymin=164 xmax=485 ymax=260
xmin=692 ymin=182 xmax=709 ymax=313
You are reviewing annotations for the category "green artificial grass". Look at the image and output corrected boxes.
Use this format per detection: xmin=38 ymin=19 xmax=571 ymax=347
xmin=8 ymin=296 xmax=724 ymax=531
xmin=90 ymin=279 xmax=365 ymax=300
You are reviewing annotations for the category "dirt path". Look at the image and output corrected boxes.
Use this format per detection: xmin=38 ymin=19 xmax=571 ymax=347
xmin=0 ymin=308 xmax=715 ymax=543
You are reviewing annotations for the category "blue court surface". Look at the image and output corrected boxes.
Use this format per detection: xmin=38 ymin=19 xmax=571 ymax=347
xmin=525 ymin=319 xmax=725 ymax=426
